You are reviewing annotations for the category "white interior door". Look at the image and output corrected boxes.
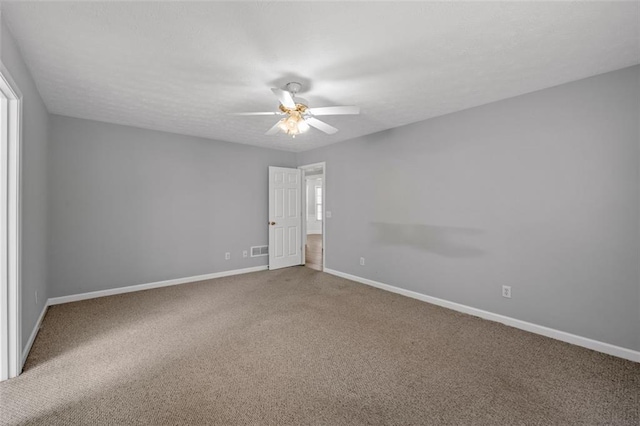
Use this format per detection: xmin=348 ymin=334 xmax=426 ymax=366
xmin=269 ymin=167 xmax=302 ymax=270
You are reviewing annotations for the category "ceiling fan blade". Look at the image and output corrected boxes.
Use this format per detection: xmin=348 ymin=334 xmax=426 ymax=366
xmin=271 ymin=88 xmax=296 ymax=109
xmin=265 ymin=120 xmax=282 ymax=136
xmin=307 ymin=106 xmax=360 ymax=116
xmin=306 ymin=117 xmax=338 ymax=135
xmin=229 ymin=112 xmax=280 ymax=116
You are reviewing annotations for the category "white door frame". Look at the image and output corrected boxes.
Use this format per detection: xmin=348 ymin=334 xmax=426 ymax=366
xmin=299 ymin=162 xmax=326 ymax=270
xmin=0 ymin=62 xmax=22 ymax=381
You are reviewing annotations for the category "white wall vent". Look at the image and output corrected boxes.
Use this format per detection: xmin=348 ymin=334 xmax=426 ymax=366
xmin=251 ymin=245 xmax=268 ymax=257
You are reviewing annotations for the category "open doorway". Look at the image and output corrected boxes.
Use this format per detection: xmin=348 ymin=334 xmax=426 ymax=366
xmin=299 ymin=163 xmax=325 ymax=271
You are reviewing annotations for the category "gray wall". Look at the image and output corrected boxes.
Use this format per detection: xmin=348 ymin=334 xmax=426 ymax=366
xmin=49 ymin=116 xmax=296 ymax=297
xmin=298 ymin=65 xmax=640 ymax=351
xmin=1 ymin=20 xmax=50 ymax=352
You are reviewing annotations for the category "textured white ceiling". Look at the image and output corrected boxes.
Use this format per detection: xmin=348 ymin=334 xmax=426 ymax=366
xmin=2 ymin=1 xmax=639 ymax=152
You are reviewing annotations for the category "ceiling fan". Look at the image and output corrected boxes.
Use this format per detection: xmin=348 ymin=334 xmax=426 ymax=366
xmin=231 ymin=82 xmax=360 ymax=137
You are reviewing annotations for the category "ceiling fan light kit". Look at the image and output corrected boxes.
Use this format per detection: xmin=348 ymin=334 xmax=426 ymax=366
xmin=232 ymin=82 xmax=360 ymax=138
xmin=277 ymin=113 xmax=308 ymax=138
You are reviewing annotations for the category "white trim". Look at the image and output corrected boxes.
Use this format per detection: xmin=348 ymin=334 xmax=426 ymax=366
xmin=300 ymin=172 xmax=307 ymax=263
xmin=321 ymin=164 xmax=325 ymax=270
xmin=298 ymin=162 xmax=325 ymax=171
xmin=48 ymin=266 xmax=268 ymax=306
xmin=21 ymin=304 xmax=47 ymax=368
xmin=324 ymin=268 xmax=640 ymax=363
xmin=0 ymin=62 xmax=22 ymax=381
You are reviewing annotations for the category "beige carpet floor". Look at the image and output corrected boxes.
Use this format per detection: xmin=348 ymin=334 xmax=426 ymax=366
xmin=1 ymin=267 xmax=638 ymax=425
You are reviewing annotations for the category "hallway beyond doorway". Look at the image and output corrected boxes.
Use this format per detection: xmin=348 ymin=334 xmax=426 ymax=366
xmin=305 ymin=235 xmax=322 ymax=271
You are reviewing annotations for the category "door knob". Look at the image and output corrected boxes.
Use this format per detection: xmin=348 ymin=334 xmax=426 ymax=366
xmin=269 ymin=221 xmax=276 ymax=225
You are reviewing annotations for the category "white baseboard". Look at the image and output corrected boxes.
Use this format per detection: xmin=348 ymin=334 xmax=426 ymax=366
xmin=324 ymin=268 xmax=640 ymax=363
xmin=47 ymin=265 xmax=268 ymax=306
xmin=22 ymin=304 xmax=48 ymax=369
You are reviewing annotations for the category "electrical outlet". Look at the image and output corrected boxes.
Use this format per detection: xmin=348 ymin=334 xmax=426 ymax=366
xmin=243 ymin=250 xmax=248 ymax=258
xmin=502 ymin=285 xmax=512 ymax=299
xmin=360 ymin=257 xmax=365 ymax=266
xmin=326 ymin=211 xmax=332 ymax=218
xmin=225 ymin=252 xmax=230 ymax=260
xmin=35 ymin=290 xmax=38 ymax=305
